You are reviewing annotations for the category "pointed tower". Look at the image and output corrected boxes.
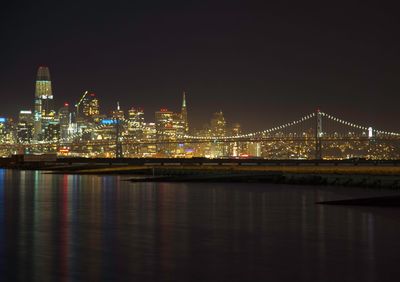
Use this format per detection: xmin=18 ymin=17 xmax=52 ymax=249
xmin=181 ymin=91 xmax=189 ymax=133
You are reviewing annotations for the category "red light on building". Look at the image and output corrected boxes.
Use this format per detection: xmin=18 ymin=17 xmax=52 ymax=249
xmin=90 ymin=93 xmax=96 ymax=97
xmin=160 ymin=108 xmax=168 ymax=112
xmin=64 ymin=102 xmax=69 ymax=107
xmin=59 ymin=146 xmax=70 ymax=154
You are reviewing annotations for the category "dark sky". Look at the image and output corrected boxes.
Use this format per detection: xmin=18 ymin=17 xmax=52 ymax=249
xmin=0 ymin=0 xmax=399 ymax=131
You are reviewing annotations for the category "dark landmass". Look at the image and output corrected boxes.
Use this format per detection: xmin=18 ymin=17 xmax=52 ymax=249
xmin=316 ymin=195 xmax=400 ymax=206
xmin=2 ymin=157 xmax=400 ymax=189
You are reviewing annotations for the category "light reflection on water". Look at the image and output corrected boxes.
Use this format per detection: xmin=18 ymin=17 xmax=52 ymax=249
xmin=0 ymin=169 xmax=400 ymax=282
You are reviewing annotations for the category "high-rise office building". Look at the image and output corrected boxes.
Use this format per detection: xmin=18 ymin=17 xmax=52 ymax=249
xmin=111 ymin=102 xmax=124 ymax=120
xmin=17 ymin=110 xmax=34 ymax=143
xmin=181 ymin=91 xmax=189 ymax=133
xmin=210 ymin=111 xmax=227 ymax=157
xmin=230 ymin=123 xmax=242 ymax=156
xmin=0 ymin=117 xmax=7 ymax=143
xmin=76 ymin=91 xmax=101 ymax=126
xmin=155 ymin=109 xmax=175 ymax=155
xmin=33 ymin=66 xmax=54 ymax=141
xmin=141 ymin=122 xmax=157 ymax=156
xmin=127 ymin=107 xmax=144 ymax=140
xmin=59 ymin=103 xmax=70 ymax=141
xmin=155 ymin=109 xmax=174 ymax=139
xmin=0 ymin=117 xmax=16 ymax=144
xmin=154 ymin=108 xmax=186 ymax=156
xmin=44 ymin=121 xmax=60 ymax=142
xmin=211 ymin=111 xmax=226 ymax=137
xmin=82 ymin=93 xmax=100 ymax=118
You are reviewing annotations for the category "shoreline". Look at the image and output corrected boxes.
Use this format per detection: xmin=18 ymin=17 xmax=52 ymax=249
xmin=2 ymin=162 xmax=400 ymax=189
xmin=123 ymin=170 xmax=400 ymax=189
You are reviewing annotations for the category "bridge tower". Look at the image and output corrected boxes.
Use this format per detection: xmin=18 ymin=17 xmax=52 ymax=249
xmin=315 ymin=109 xmax=323 ymax=159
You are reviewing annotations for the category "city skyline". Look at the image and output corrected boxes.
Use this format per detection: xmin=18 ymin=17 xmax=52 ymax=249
xmin=2 ymin=65 xmax=399 ymax=134
xmin=1 ymin=64 xmax=236 ymax=130
xmin=0 ymin=63 xmax=399 ymax=134
xmin=0 ymin=65 xmax=399 ymax=160
xmin=1 ymin=1 xmax=399 ymax=131
xmin=0 ymin=65 xmax=220 ymax=130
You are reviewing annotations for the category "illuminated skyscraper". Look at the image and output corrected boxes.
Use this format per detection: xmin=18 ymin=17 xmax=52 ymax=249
xmin=17 ymin=110 xmax=34 ymax=143
xmin=0 ymin=117 xmax=7 ymax=143
xmin=0 ymin=117 xmax=16 ymax=144
xmin=82 ymin=93 xmax=100 ymax=118
xmin=230 ymin=123 xmax=242 ymax=156
xmin=154 ymin=108 xmax=186 ymax=156
xmin=211 ymin=111 xmax=226 ymax=137
xmin=128 ymin=107 xmax=144 ymax=140
xmin=76 ymin=91 xmax=101 ymax=122
xmin=210 ymin=111 xmax=227 ymax=157
xmin=155 ymin=109 xmax=174 ymax=139
xmin=181 ymin=91 xmax=189 ymax=133
xmin=59 ymin=103 xmax=70 ymax=141
xmin=141 ymin=122 xmax=157 ymax=156
xmin=33 ymin=66 xmax=53 ymax=140
xmin=155 ymin=109 xmax=174 ymax=156
xmin=44 ymin=121 xmax=60 ymax=142
xmin=111 ymin=102 xmax=124 ymax=120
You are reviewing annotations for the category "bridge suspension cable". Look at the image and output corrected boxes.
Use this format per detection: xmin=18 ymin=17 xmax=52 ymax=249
xmin=182 ymin=112 xmax=317 ymax=140
xmin=321 ymin=111 xmax=400 ymax=137
xmin=38 ymin=110 xmax=400 ymax=145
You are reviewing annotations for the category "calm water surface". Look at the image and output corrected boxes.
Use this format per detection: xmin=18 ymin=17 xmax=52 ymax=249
xmin=1 ymin=169 xmax=400 ymax=282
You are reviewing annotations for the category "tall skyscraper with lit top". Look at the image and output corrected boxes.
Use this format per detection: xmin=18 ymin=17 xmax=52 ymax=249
xmin=181 ymin=91 xmax=188 ymax=133
xmin=33 ymin=66 xmax=54 ymax=140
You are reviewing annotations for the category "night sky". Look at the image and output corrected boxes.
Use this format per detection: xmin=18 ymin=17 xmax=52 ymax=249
xmin=1 ymin=1 xmax=399 ymax=131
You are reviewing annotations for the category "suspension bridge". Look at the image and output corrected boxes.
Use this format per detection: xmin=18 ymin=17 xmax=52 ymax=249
xmin=2 ymin=110 xmax=400 ymax=159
